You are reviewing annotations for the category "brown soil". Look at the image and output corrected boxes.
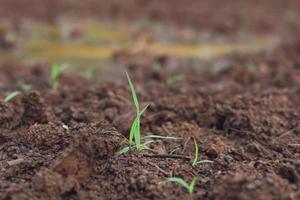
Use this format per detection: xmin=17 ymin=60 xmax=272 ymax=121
xmin=1 ymin=1 xmax=300 ymax=199
xmin=1 ymin=38 xmax=300 ymax=199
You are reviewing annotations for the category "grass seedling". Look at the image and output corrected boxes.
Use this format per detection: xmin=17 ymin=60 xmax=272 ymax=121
xmin=4 ymin=91 xmax=21 ymax=102
xmin=166 ymin=74 xmax=185 ymax=86
xmin=118 ymin=140 xmax=154 ymax=154
xmin=126 ymin=71 xmax=149 ymax=151
xmin=51 ymin=63 xmax=69 ymax=91
xmin=119 ymin=135 xmax=177 ymax=155
xmin=86 ymin=66 xmax=95 ymax=79
xmin=192 ymin=137 xmax=213 ymax=167
xmin=167 ymin=177 xmax=196 ymax=194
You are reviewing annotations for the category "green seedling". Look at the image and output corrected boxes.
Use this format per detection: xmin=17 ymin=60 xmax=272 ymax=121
xmin=4 ymin=91 xmax=21 ymax=102
xmin=166 ymin=74 xmax=185 ymax=86
xmin=51 ymin=63 xmax=69 ymax=91
xmin=192 ymin=137 xmax=213 ymax=167
xmin=118 ymin=140 xmax=153 ymax=155
xmin=119 ymin=135 xmax=177 ymax=155
xmin=167 ymin=177 xmax=196 ymax=194
xmin=86 ymin=66 xmax=95 ymax=79
xmin=126 ymin=71 xmax=149 ymax=151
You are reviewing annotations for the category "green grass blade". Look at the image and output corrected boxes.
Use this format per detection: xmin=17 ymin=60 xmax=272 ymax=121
xmin=189 ymin=178 xmax=196 ymax=194
xmin=4 ymin=91 xmax=21 ymax=102
xmin=166 ymin=74 xmax=185 ymax=86
xmin=51 ymin=63 xmax=69 ymax=91
xmin=129 ymin=117 xmax=138 ymax=146
xmin=58 ymin=63 xmax=69 ymax=73
xmin=192 ymin=138 xmax=199 ymax=167
xmin=126 ymin=71 xmax=139 ymax=113
xmin=118 ymin=146 xmax=130 ymax=154
xmin=144 ymin=134 xmax=177 ymax=140
xmin=51 ymin=64 xmax=59 ymax=80
xmin=196 ymin=160 xmax=214 ymax=164
xmin=139 ymin=104 xmax=149 ymax=116
xmin=167 ymin=177 xmax=190 ymax=191
xmin=86 ymin=67 xmax=95 ymax=79
xmin=135 ymin=118 xmax=141 ymax=149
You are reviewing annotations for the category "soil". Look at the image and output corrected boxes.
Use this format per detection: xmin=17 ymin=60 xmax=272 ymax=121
xmin=0 ymin=38 xmax=300 ymax=199
xmin=1 ymin=0 xmax=300 ymax=200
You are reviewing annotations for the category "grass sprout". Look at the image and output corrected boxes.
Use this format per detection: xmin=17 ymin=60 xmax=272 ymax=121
xmin=86 ymin=66 xmax=95 ymax=79
xmin=166 ymin=74 xmax=185 ymax=86
xmin=192 ymin=137 xmax=213 ymax=166
xmin=167 ymin=177 xmax=196 ymax=194
xmin=126 ymin=71 xmax=149 ymax=151
xmin=4 ymin=91 xmax=21 ymax=102
xmin=51 ymin=63 xmax=69 ymax=91
xmin=118 ymin=140 xmax=154 ymax=154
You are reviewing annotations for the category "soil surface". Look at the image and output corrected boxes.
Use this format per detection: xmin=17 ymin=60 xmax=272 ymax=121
xmin=1 ymin=38 xmax=300 ymax=199
xmin=1 ymin=0 xmax=300 ymax=200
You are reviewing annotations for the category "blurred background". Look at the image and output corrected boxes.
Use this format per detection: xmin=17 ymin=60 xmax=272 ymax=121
xmin=0 ymin=0 xmax=299 ymax=71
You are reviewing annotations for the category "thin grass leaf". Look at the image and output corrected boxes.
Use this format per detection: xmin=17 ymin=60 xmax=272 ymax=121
xmin=139 ymin=104 xmax=149 ymax=116
xmin=51 ymin=63 xmax=69 ymax=91
xmin=118 ymin=140 xmax=154 ymax=155
xmin=144 ymin=134 xmax=178 ymax=140
xmin=57 ymin=63 xmax=69 ymax=74
xmin=135 ymin=118 xmax=141 ymax=149
xmin=129 ymin=118 xmax=138 ymax=146
xmin=126 ymin=71 xmax=139 ymax=113
xmin=166 ymin=74 xmax=185 ymax=86
xmin=51 ymin=64 xmax=59 ymax=81
xmin=86 ymin=67 xmax=95 ymax=79
xmin=4 ymin=91 xmax=21 ymax=102
xmin=196 ymin=160 xmax=214 ymax=164
xmin=167 ymin=177 xmax=190 ymax=190
xmin=192 ymin=137 xmax=199 ymax=167
xmin=189 ymin=178 xmax=197 ymax=194
xmin=169 ymin=147 xmax=180 ymax=154
xmin=118 ymin=146 xmax=130 ymax=154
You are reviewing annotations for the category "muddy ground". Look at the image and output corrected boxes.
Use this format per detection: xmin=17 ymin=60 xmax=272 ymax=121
xmin=1 ymin=0 xmax=300 ymax=200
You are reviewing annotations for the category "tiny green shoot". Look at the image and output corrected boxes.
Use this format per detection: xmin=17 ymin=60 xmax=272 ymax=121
xmin=86 ymin=67 xmax=95 ymax=79
xmin=118 ymin=140 xmax=153 ymax=154
xmin=166 ymin=74 xmax=185 ymax=86
xmin=51 ymin=63 xmax=69 ymax=91
xmin=192 ymin=137 xmax=213 ymax=166
xmin=126 ymin=71 xmax=149 ymax=151
xmin=4 ymin=91 xmax=21 ymax=102
xmin=167 ymin=177 xmax=196 ymax=194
